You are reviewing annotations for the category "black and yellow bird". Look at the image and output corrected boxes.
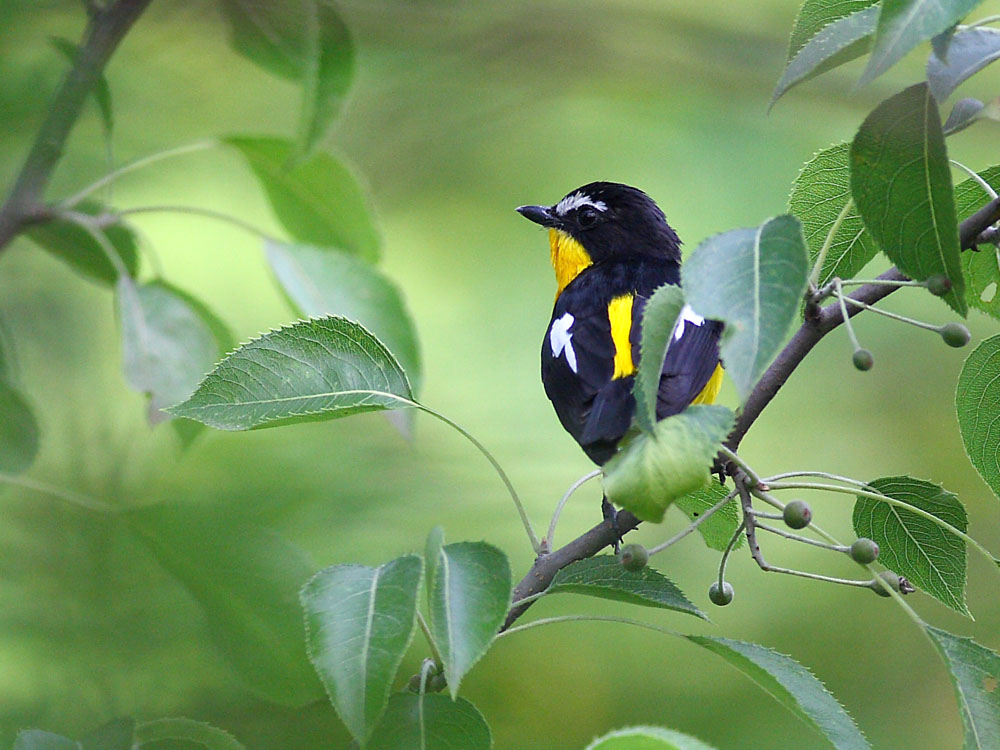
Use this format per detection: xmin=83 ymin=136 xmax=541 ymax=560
xmin=517 ymin=182 xmax=724 ymax=530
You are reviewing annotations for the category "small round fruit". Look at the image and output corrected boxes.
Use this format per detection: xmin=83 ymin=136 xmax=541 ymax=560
xmin=619 ymin=543 xmax=649 ymax=572
xmin=852 ymin=348 xmax=874 ymax=371
xmin=427 ymin=673 xmax=448 ymax=693
xmin=940 ymin=322 xmax=971 ymax=348
xmin=926 ymin=275 xmax=952 ymax=297
xmin=783 ymin=500 xmax=813 ymax=529
xmin=709 ymin=581 xmax=734 ymax=606
xmin=871 ymin=570 xmax=901 ymax=597
xmin=850 ymin=537 xmax=880 ymax=564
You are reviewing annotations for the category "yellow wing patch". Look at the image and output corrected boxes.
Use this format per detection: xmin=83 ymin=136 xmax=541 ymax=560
xmin=608 ymin=294 xmax=636 ymax=379
xmin=549 ymin=229 xmax=593 ymax=298
xmin=691 ymin=363 xmax=725 ymax=405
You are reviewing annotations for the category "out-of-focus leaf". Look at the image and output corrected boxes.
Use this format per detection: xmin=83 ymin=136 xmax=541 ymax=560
xmin=134 ymin=719 xmax=247 ymax=750
xmin=127 ymin=502 xmax=323 ymax=706
xmin=634 ymin=283 xmax=685 ymax=433
xmin=13 ymin=732 xmax=79 ymax=750
xmin=957 ymin=336 xmax=1000 ymax=500
xmin=301 ymin=556 xmax=422 ymax=744
xmin=79 ymin=718 xmax=134 ymax=750
xmin=224 ymin=137 xmax=378 ymax=259
xmin=299 ymin=4 xmax=354 ymax=155
xmin=851 ymin=83 xmax=967 ymax=315
xmin=686 ymin=637 xmax=870 ymax=750
xmin=426 ymin=541 xmax=511 ymax=697
xmin=547 ymin=556 xmax=705 ymax=619
xmin=26 ymin=201 xmax=139 ymax=285
xmin=928 ymin=27 xmax=1000 ymax=101
xmin=586 ymin=726 xmax=719 ymax=750
xmin=0 ymin=380 xmax=39 ymax=475
xmin=953 ymin=166 xmax=1000 ymax=318
xmin=50 ymin=36 xmax=113 ymax=139
xmin=168 ymin=316 xmax=412 ymax=430
xmin=945 ymin=97 xmax=986 ymax=134
xmin=853 ymin=476 xmax=969 ymax=616
xmin=683 ymin=215 xmax=809 ymax=401
xmin=603 ymin=405 xmax=734 ymax=523
xmin=673 ymin=482 xmax=742 ymax=552
xmin=367 ymin=693 xmax=492 ymax=750
xmin=932 ymin=23 xmax=959 ymax=61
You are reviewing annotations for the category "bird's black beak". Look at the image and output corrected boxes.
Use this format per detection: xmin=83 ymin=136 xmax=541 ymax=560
xmin=516 ymin=204 xmax=558 ymax=228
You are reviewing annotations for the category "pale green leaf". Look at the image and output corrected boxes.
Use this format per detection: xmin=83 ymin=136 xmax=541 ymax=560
xmin=953 ymin=166 xmax=1000 ymax=318
xmin=683 ymin=215 xmax=809 ymax=401
xmin=673 ymin=482 xmax=743 ymax=552
xmin=367 ymin=693 xmax=492 ymax=750
xmin=957 ymin=336 xmax=1000 ymax=500
xmin=850 ymin=82 xmax=967 ymax=315
xmin=13 ymin=731 xmax=79 ymax=750
xmin=686 ymin=637 xmax=870 ymax=750
xmin=945 ymin=97 xmax=986 ymax=134
xmin=547 ymin=555 xmax=705 ymax=619
xmin=928 ymin=27 xmax=1000 ymax=101
xmin=634 ymin=283 xmax=685 ymax=433
xmin=301 ymin=555 xmax=423 ymax=744
xmin=427 ymin=542 xmax=511 ymax=697
xmin=603 ymin=405 xmax=734 ymax=523
xmin=134 ymin=718 xmax=247 ymax=750
xmin=586 ymin=726 xmax=719 ymax=750
xmin=167 ymin=316 xmax=413 ymax=430
xmin=853 ymin=476 xmax=969 ymax=616
xmin=0 ymin=380 xmax=39 ymax=475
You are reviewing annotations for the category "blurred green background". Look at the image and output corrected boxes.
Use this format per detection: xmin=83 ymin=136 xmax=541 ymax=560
xmin=2 ymin=1 xmax=1000 ymax=748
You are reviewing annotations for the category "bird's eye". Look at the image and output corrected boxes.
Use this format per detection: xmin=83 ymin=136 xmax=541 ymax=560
xmin=578 ymin=206 xmax=599 ymax=228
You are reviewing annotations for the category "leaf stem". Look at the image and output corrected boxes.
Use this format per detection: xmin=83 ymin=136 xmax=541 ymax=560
xmin=950 ymin=159 xmax=998 ymax=199
xmin=416 ymin=611 xmax=444 ymax=669
xmin=968 ymin=14 xmax=1000 ymax=29
xmin=496 ymin=613 xmax=679 ymax=641
xmin=0 ymin=473 xmax=114 ymax=513
xmin=809 ymin=199 xmax=853 ymax=289
xmin=113 ymin=205 xmax=280 ymax=243
xmin=717 ymin=519 xmax=745 ymax=588
xmin=833 ymin=279 xmax=863 ymax=352
xmin=718 ymin=445 xmax=762 ymax=486
xmin=839 ymin=294 xmax=942 ymax=332
xmin=756 ymin=522 xmax=849 ymax=552
xmin=59 ymin=209 xmax=131 ymax=278
xmin=546 ymin=469 xmax=601 ymax=552
xmin=647 ymin=490 xmax=738 ymax=556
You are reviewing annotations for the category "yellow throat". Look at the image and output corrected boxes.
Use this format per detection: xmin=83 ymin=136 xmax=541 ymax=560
xmin=549 ymin=229 xmax=593 ymax=298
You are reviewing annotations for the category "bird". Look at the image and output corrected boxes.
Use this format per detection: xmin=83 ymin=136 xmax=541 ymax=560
xmin=517 ymin=182 xmax=724 ymax=539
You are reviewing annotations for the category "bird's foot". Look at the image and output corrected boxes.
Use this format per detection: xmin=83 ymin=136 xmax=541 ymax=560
xmin=602 ymin=496 xmax=623 ymax=554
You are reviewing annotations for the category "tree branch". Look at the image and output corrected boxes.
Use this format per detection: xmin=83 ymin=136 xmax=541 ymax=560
xmin=0 ymin=0 xmax=151 ymax=250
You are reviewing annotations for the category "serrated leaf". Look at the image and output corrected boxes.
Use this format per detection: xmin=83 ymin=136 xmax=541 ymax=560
xmin=50 ymin=37 xmax=113 ymax=139
xmin=634 ymin=284 xmax=685 ymax=434
xmin=266 ymin=240 xmax=421 ymax=392
xmin=427 ymin=542 xmax=511 ymax=697
xmin=928 ymin=27 xmax=1000 ymax=102
xmin=786 ymin=0 xmax=880 ymax=58
xmin=224 ymin=137 xmax=378 ymax=259
xmin=13 ymin=731 xmax=79 ymax=750
xmin=789 ymin=142 xmax=878 ymax=288
xmin=861 ymin=0 xmax=985 ymax=86
xmin=117 ymin=279 xmax=233 ymax=424
xmin=26 ymin=201 xmax=139 ymax=285
xmin=168 ymin=316 xmax=413 ymax=430
xmin=686 ymin=636 xmax=870 ymax=750
xmin=547 ymin=555 xmax=705 ymax=619
xmin=683 ymin=215 xmax=809 ymax=401
xmin=79 ymin=718 xmax=134 ymax=750
xmin=851 ymin=82 xmax=967 ymax=315
xmin=945 ymin=97 xmax=986 ymax=135
xmin=603 ymin=405 xmax=734 ymax=523
xmin=925 ymin=625 xmax=1000 ymax=749
xmin=853 ymin=476 xmax=969 ymax=616
xmin=957 ymin=336 xmax=1000 ymax=500
xmin=772 ymin=5 xmax=879 ymax=106
xmin=367 ymin=693 xmax=492 ymax=750
xmin=301 ymin=555 xmax=423 ymax=745
xmin=953 ymin=166 xmax=1000 ymax=318
xmin=127 ymin=502 xmax=323 ymax=706
xmin=586 ymin=726 xmax=719 ymax=750
xmin=134 ymin=718 xmax=247 ymax=750
xmin=0 ymin=380 xmax=39 ymax=475
xmin=673 ymin=482 xmax=743 ymax=552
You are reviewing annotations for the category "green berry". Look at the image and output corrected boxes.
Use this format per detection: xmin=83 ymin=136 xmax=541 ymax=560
xmin=708 ymin=581 xmax=734 ymax=606
xmin=428 ymin=673 xmax=448 ymax=693
xmin=940 ymin=322 xmax=971 ymax=348
xmin=852 ymin=348 xmax=874 ymax=371
xmin=850 ymin=537 xmax=879 ymax=564
xmin=619 ymin=543 xmax=649 ymax=572
xmin=872 ymin=570 xmax=901 ymax=597
xmin=926 ymin=275 xmax=952 ymax=297
xmin=783 ymin=500 xmax=812 ymax=530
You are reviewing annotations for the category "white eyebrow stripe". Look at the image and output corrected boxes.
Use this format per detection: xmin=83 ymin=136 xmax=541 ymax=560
xmin=555 ymin=191 xmax=608 ymax=216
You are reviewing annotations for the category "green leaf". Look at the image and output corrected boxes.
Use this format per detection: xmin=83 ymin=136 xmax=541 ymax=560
xmin=772 ymin=5 xmax=879 ymax=107
xmin=79 ymin=718 xmax=134 ymax=750
xmin=673 ymin=482 xmax=743 ymax=552
xmin=117 ymin=279 xmax=233 ymax=423
xmin=925 ymin=625 xmax=1000 ymax=749
xmin=299 ymin=4 xmax=354 ymax=156
xmin=424 ymin=526 xmax=445 ymax=600
xmin=0 ymin=380 xmax=39 ymax=475
xmin=850 ymin=82 xmax=967 ymax=315
xmin=683 ymin=215 xmax=809 ymax=401
xmin=127 ymin=502 xmax=323 ymax=706
xmin=586 ymin=726 xmax=719 ymax=750
xmin=945 ymin=97 xmax=986 ymax=135
xmin=634 ymin=283 xmax=685 ymax=433
xmin=367 ymin=693 xmax=492 ymax=750
xmin=266 ymin=240 xmax=421 ymax=392
xmin=134 ymin=719 xmax=247 ymax=750
xmin=953 ymin=166 xmax=1000 ymax=318
xmin=957 ymin=335 xmax=1000 ymax=499
xmin=547 ymin=555 xmax=705 ymax=619
xmin=861 ymin=0 xmax=985 ymax=85
xmin=14 ymin=732 xmax=79 ymax=750
xmin=301 ymin=555 xmax=423 ymax=745
xmin=686 ymin=636 xmax=870 ymax=750
xmin=427 ymin=542 xmax=511 ymax=697
xmin=788 ymin=142 xmax=878 ymax=288
xmin=224 ymin=137 xmax=378 ymax=260
xmin=853 ymin=476 xmax=969 ymax=616
xmin=168 ymin=316 xmax=413 ymax=430
xmin=603 ymin=405 xmax=734 ymax=523
xmin=928 ymin=27 xmax=1000 ymax=102
xmin=933 ymin=22 xmax=960 ymax=60
xmin=50 ymin=36 xmax=113 ymax=139
xmin=26 ymin=201 xmax=139 ymax=285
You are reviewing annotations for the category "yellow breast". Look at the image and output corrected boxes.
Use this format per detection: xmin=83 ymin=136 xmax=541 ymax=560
xmin=549 ymin=229 xmax=593 ymax=298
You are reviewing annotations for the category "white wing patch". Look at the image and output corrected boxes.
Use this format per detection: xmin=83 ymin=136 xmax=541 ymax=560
xmin=673 ymin=304 xmax=705 ymax=341
xmin=549 ymin=312 xmax=578 ymax=373
xmin=555 ymin=191 xmax=608 ymax=216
